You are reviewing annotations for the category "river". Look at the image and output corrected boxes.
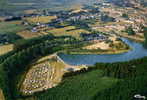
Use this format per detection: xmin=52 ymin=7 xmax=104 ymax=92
xmin=58 ymin=38 xmax=147 ymax=65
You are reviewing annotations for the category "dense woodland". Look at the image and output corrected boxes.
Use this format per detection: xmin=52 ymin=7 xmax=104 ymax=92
xmin=143 ymin=27 xmax=147 ymax=47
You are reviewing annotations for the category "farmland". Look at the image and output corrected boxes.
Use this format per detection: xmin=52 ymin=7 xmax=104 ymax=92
xmin=17 ymin=25 xmax=90 ymax=39
xmin=0 ymin=21 xmax=25 ymax=34
xmin=25 ymin=16 xmax=57 ymax=24
xmin=0 ymin=44 xmax=14 ymax=56
xmin=17 ymin=30 xmax=42 ymax=39
xmin=48 ymin=26 xmax=90 ymax=38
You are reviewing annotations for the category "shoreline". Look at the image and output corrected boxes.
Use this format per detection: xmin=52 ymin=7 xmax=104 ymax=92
xmin=63 ymin=49 xmax=131 ymax=55
xmin=117 ymin=33 xmax=145 ymax=43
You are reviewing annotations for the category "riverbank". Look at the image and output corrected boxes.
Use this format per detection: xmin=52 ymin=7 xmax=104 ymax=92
xmin=63 ymin=40 xmax=131 ymax=55
xmin=64 ymin=49 xmax=131 ymax=55
xmin=58 ymin=38 xmax=147 ymax=65
xmin=117 ymin=33 xmax=145 ymax=42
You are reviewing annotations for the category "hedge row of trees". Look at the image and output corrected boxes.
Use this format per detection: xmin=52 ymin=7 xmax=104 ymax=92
xmin=0 ymin=34 xmax=54 ymax=63
xmin=143 ymin=27 xmax=147 ymax=47
xmin=0 ymin=34 xmax=77 ymax=63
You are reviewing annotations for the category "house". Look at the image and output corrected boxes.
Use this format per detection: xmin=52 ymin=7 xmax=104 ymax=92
xmin=31 ymin=27 xmax=37 ymax=33
xmin=80 ymin=33 xmax=107 ymax=41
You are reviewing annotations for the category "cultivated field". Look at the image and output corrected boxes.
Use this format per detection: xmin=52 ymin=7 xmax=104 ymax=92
xmin=0 ymin=21 xmax=25 ymax=34
xmin=17 ymin=30 xmax=42 ymax=39
xmin=0 ymin=44 xmax=14 ymax=56
xmin=118 ymin=32 xmax=145 ymax=42
xmin=48 ymin=26 xmax=89 ymax=38
xmin=23 ymin=9 xmax=37 ymax=14
xmin=25 ymin=16 xmax=57 ymax=24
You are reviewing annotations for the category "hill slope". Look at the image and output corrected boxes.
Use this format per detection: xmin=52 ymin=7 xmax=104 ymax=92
xmin=0 ymin=0 xmax=101 ymax=16
xmin=0 ymin=0 xmax=146 ymax=16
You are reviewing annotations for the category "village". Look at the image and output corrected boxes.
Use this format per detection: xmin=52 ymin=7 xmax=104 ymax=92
xmin=0 ymin=1 xmax=146 ymax=41
xmin=1 ymin=0 xmax=147 ymax=100
xmin=0 ymin=1 xmax=146 ymax=55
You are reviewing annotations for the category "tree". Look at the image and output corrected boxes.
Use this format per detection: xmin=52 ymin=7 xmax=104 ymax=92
xmin=122 ymin=13 xmax=129 ymax=19
xmin=143 ymin=27 xmax=147 ymax=48
xmin=101 ymin=14 xmax=116 ymax=22
xmin=125 ymin=26 xmax=135 ymax=35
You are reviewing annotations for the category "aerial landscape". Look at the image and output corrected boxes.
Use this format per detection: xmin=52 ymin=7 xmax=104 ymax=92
xmin=0 ymin=0 xmax=147 ymax=100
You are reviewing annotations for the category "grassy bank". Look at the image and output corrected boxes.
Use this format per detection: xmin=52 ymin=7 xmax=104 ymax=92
xmin=64 ymin=48 xmax=131 ymax=55
xmin=117 ymin=33 xmax=145 ymax=42
xmin=63 ymin=40 xmax=131 ymax=55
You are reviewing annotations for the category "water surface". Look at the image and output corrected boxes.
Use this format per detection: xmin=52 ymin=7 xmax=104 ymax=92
xmin=58 ymin=38 xmax=147 ymax=65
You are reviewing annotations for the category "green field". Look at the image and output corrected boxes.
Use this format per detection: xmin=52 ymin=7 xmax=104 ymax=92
xmin=0 ymin=21 xmax=25 ymax=34
xmin=48 ymin=26 xmax=89 ymax=38
xmin=26 ymin=16 xmax=57 ymax=24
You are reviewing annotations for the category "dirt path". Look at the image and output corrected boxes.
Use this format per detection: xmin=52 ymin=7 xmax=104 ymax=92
xmin=0 ymin=89 xmax=5 ymax=100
